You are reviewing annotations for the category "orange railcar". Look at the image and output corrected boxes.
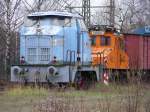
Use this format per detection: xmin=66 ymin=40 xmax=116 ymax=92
xmin=89 ymin=27 xmax=129 ymax=69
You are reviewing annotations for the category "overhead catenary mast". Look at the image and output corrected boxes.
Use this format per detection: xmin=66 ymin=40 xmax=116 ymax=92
xmin=109 ymin=0 xmax=115 ymax=26
xmin=67 ymin=0 xmax=115 ymax=28
xmin=82 ymin=0 xmax=115 ymax=27
xmin=37 ymin=0 xmax=44 ymax=11
xmin=82 ymin=0 xmax=91 ymax=28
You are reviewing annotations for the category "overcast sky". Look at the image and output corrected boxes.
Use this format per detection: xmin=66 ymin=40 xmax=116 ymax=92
xmin=74 ymin=0 xmax=106 ymax=6
xmin=91 ymin=0 xmax=105 ymax=5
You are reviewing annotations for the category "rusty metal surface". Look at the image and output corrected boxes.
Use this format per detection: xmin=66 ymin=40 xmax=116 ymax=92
xmin=124 ymin=34 xmax=150 ymax=69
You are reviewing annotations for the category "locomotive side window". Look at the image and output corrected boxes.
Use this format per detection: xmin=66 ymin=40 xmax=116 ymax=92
xmin=78 ymin=19 xmax=87 ymax=31
xmin=64 ymin=18 xmax=71 ymax=26
xmin=52 ymin=18 xmax=63 ymax=26
xmin=100 ymin=36 xmax=111 ymax=46
xmin=40 ymin=48 xmax=50 ymax=61
xmin=52 ymin=17 xmax=71 ymax=26
xmin=25 ymin=16 xmax=71 ymax=27
xmin=91 ymin=36 xmax=96 ymax=46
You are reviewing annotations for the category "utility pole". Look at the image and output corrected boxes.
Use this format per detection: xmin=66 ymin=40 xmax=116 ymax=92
xmin=82 ymin=0 xmax=91 ymax=28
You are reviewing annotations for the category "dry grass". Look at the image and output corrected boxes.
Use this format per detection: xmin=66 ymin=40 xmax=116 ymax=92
xmin=0 ymin=86 xmax=49 ymax=112
xmin=33 ymin=82 xmax=150 ymax=112
xmin=0 ymin=78 xmax=150 ymax=112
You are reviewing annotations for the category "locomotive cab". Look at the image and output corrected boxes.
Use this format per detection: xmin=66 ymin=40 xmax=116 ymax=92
xmin=89 ymin=26 xmax=129 ymax=69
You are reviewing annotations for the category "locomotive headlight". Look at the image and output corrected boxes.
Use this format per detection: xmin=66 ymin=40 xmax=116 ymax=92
xmin=47 ymin=66 xmax=58 ymax=76
xmin=12 ymin=66 xmax=22 ymax=76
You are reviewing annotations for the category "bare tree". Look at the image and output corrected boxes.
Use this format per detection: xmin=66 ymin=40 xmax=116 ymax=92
xmin=22 ymin=0 xmax=77 ymax=13
xmin=117 ymin=0 xmax=150 ymax=33
xmin=0 ymin=0 xmax=23 ymax=79
xmin=92 ymin=0 xmax=150 ymax=33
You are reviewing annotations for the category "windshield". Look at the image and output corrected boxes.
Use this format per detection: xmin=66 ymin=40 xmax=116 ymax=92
xmin=24 ymin=16 xmax=72 ymax=27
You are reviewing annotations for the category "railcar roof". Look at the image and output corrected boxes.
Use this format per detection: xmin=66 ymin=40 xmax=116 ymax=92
xmin=28 ymin=11 xmax=83 ymax=18
xmin=129 ymin=26 xmax=150 ymax=36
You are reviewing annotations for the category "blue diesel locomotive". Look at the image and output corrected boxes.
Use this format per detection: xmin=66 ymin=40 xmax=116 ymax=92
xmin=11 ymin=11 xmax=101 ymax=84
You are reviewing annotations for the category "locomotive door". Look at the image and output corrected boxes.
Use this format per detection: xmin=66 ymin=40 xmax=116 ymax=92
xmin=25 ymin=36 xmax=38 ymax=64
xmin=25 ymin=35 xmax=51 ymax=64
xmin=50 ymin=35 xmax=64 ymax=64
xmin=38 ymin=36 xmax=51 ymax=64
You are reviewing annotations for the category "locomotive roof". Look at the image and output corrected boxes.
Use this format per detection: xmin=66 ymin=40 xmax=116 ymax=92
xmin=28 ymin=11 xmax=83 ymax=19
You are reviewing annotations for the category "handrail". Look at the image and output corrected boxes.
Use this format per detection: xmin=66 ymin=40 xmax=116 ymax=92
xmin=66 ymin=49 xmax=76 ymax=65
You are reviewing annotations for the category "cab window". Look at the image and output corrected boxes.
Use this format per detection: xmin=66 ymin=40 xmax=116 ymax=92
xmin=91 ymin=36 xmax=96 ymax=46
xmin=100 ymin=36 xmax=111 ymax=46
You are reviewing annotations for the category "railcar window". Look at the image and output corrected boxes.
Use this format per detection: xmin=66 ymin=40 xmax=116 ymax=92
xmin=40 ymin=48 xmax=50 ymax=61
xmin=91 ymin=36 xmax=96 ymax=46
xmin=100 ymin=36 xmax=111 ymax=46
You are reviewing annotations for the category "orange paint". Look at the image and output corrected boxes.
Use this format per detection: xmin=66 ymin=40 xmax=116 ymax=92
xmin=90 ymin=30 xmax=129 ymax=69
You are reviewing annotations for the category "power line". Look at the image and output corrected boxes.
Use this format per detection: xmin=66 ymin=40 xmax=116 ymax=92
xmin=66 ymin=5 xmax=110 ymax=8
xmin=66 ymin=0 xmax=115 ymax=27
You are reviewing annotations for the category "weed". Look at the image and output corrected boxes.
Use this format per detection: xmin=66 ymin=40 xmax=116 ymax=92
xmin=6 ymin=86 xmax=49 ymax=97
